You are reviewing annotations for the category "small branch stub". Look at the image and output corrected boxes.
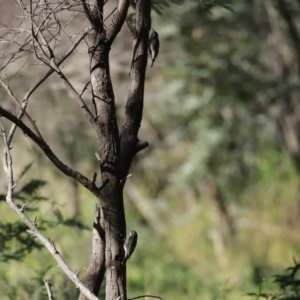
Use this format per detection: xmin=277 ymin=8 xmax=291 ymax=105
xmin=44 ymin=280 xmax=54 ymax=300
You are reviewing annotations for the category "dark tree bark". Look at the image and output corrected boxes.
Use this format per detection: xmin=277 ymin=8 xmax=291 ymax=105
xmin=78 ymin=1 xmax=151 ymax=299
xmin=0 ymin=0 xmax=152 ymax=299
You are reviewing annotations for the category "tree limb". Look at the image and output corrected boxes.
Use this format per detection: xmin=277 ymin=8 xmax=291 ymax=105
xmin=24 ymin=30 xmax=88 ymax=102
xmin=44 ymin=281 xmax=54 ymax=300
xmin=119 ymin=0 xmax=151 ymax=185
xmin=78 ymin=206 xmax=105 ymax=300
xmin=106 ymin=0 xmax=130 ymax=47
xmin=128 ymin=295 xmax=164 ymax=300
xmin=1 ymin=119 xmax=100 ymax=300
xmin=28 ymin=3 xmax=96 ymax=126
xmin=49 ymin=58 xmax=96 ymax=126
xmin=81 ymin=0 xmax=94 ymax=23
xmin=0 ymin=107 xmax=99 ymax=195
xmin=0 ymin=77 xmax=44 ymax=141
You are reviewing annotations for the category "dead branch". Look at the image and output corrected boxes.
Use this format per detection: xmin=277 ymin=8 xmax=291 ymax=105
xmin=24 ymin=30 xmax=88 ymax=101
xmin=0 ymin=106 xmax=99 ymax=195
xmin=78 ymin=206 xmax=105 ymax=300
xmin=0 ymin=37 xmax=32 ymax=72
xmin=44 ymin=281 xmax=54 ymax=300
xmin=106 ymin=0 xmax=130 ymax=47
xmin=81 ymin=0 xmax=94 ymax=23
xmin=119 ymin=0 xmax=151 ymax=185
xmin=128 ymin=295 xmax=164 ymax=300
xmin=26 ymin=2 xmax=96 ymax=125
xmin=0 ymin=76 xmax=44 ymax=140
xmin=1 ymin=1 xmax=90 ymax=144
xmin=0 ymin=118 xmax=100 ymax=300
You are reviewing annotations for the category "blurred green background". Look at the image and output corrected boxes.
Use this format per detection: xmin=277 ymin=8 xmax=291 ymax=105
xmin=1 ymin=0 xmax=300 ymax=299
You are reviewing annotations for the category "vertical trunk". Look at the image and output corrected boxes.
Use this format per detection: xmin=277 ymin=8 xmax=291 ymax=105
xmin=79 ymin=207 xmax=105 ymax=300
xmin=88 ymin=27 xmax=126 ymax=300
xmin=79 ymin=1 xmax=150 ymax=299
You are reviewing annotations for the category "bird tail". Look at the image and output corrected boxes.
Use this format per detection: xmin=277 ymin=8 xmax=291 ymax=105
xmin=151 ymin=60 xmax=154 ymax=68
xmin=122 ymin=255 xmax=128 ymax=266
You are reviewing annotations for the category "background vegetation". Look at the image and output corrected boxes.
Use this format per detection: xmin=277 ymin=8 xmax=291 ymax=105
xmin=1 ymin=0 xmax=300 ymax=299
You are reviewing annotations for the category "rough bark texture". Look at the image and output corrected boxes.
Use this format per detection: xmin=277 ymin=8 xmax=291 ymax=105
xmin=79 ymin=1 xmax=151 ymax=299
xmin=79 ymin=207 xmax=105 ymax=300
xmin=120 ymin=0 xmax=151 ymax=184
xmin=0 ymin=0 xmax=151 ymax=298
xmin=88 ymin=25 xmax=125 ymax=300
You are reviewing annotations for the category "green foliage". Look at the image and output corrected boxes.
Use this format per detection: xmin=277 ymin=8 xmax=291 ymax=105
xmin=0 ymin=163 xmax=46 ymax=262
xmin=52 ymin=209 xmax=89 ymax=230
xmin=0 ymin=220 xmax=43 ymax=262
xmin=1 ymin=0 xmax=300 ymax=299
xmin=247 ymin=260 xmax=300 ymax=300
xmin=0 ymin=163 xmax=89 ymax=299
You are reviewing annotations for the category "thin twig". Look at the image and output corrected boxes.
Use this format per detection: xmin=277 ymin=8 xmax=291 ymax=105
xmin=128 ymin=295 xmax=165 ymax=300
xmin=0 ymin=107 xmax=98 ymax=196
xmin=105 ymin=6 xmax=117 ymax=22
xmin=44 ymin=281 xmax=54 ymax=300
xmin=49 ymin=59 xmax=95 ymax=125
xmin=80 ymin=80 xmax=91 ymax=96
xmin=28 ymin=7 xmax=95 ymax=125
xmin=81 ymin=0 xmax=93 ymax=23
xmin=0 ymin=77 xmax=44 ymax=141
xmin=24 ymin=30 xmax=88 ymax=101
xmin=0 ymin=119 xmax=100 ymax=300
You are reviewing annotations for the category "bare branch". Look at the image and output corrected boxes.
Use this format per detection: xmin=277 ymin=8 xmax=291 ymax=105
xmin=81 ymin=0 xmax=94 ymax=23
xmin=106 ymin=0 xmax=130 ymax=47
xmin=78 ymin=206 xmax=105 ymax=300
xmin=80 ymin=80 xmax=91 ymax=97
xmin=0 ymin=77 xmax=44 ymax=141
xmin=104 ymin=5 xmax=117 ymax=22
xmin=48 ymin=59 xmax=96 ymax=125
xmin=26 ymin=7 xmax=95 ymax=125
xmin=29 ymin=1 xmax=52 ymax=62
xmin=119 ymin=0 xmax=151 ymax=184
xmin=0 ymin=106 xmax=99 ymax=196
xmin=0 ymin=119 xmax=100 ymax=300
xmin=128 ymin=295 xmax=164 ymax=300
xmin=24 ymin=30 xmax=88 ymax=101
xmin=44 ymin=281 xmax=54 ymax=300
xmin=0 ymin=37 xmax=32 ymax=73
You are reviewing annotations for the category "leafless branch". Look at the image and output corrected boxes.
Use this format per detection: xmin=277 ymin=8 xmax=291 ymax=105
xmin=26 ymin=3 xmax=95 ymax=125
xmin=106 ymin=0 xmax=130 ymax=47
xmin=0 ymin=0 xmax=90 ymax=142
xmin=44 ymin=281 xmax=54 ymax=300
xmin=105 ymin=6 xmax=117 ymax=22
xmin=0 ymin=76 xmax=44 ymax=140
xmin=24 ymin=30 xmax=88 ymax=101
xmin=119 ymin=0 xmax=151 ymax=185
xmin=78 ymin=206 xmax=105 ymax=300
xmin=128 ymin=295 xmax=165 ymax=300
xmin=49 ymin=59 xmax=96 ymax=125
xmin=81 ymin=0 xmax=94 ymax=23
xmin=0 ymin=37 xmax=32 ymax=72
xmin=0 ymin=119 xmax=100 ymax=300
xmin=80 ymin=80 xmax=91 ymax=96
xmin=0 ymin=106 xmax=99 ymax=195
